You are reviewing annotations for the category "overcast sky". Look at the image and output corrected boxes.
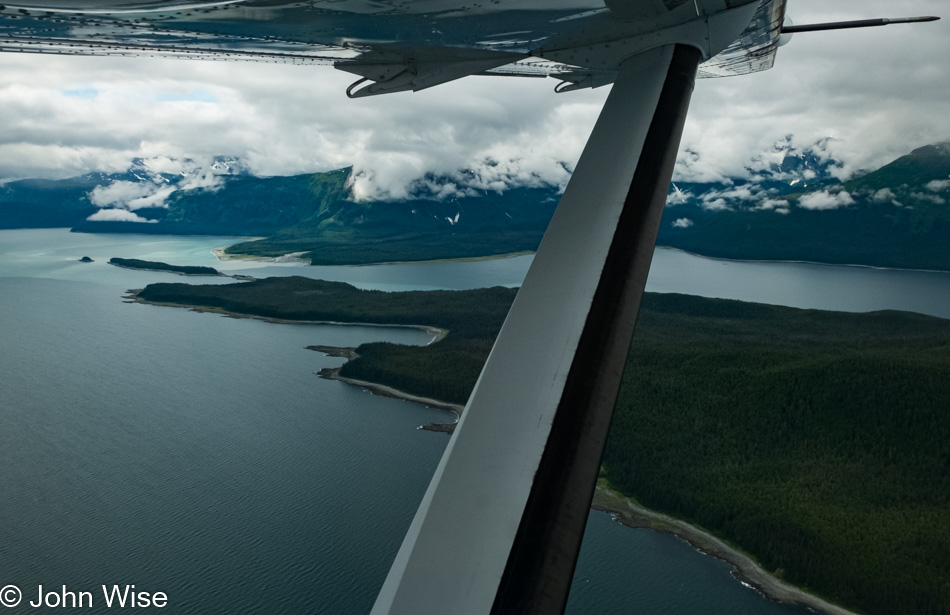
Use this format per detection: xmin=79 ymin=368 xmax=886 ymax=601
xmin=0 ymin=0 xmax=947 ymax=199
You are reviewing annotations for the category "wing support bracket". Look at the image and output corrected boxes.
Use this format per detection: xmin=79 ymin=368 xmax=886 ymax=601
xmin=337 ymin=53 xmax=522 ymax=98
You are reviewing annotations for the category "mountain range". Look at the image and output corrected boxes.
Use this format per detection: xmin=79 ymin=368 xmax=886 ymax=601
xmin=657 ymin=140 xmax=950 ymax=271
xmin=2 ymin=141 xmax=948 ymax=269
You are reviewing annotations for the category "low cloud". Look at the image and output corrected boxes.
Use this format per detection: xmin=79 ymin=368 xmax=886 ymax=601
xmin=86 ymin=208 xmax=156 ymax=223
xmin=755 ymin=198 xmax=789 ymax=211
xmin=87 ymin=157 xmax=233 ymax=220
xmin=702 ymin=198 xmax=730 ymax=211
xmin=911 ymin=192 xmax=947 ymax=205
xmin=179 ymin=170 xmax=224 ymax=192
xmin=712 ymin=186 xmax=756 ymax=202
xmin=872 ymin=187 xmax=896 ymax=203
xmin=88 ymin=181 xmax=173 ymax=210
xmin=127 ymin=186 xmax=176 ymax=209
xmin=926 ymin=179 xmax=950 ymax=192
xmin=672 ymin=217 xmax=694 ymax=228
xmin=697 ymin=184 xmax=767 ymax=211
xmin=798 ymin=190 xmax=855 ymax=211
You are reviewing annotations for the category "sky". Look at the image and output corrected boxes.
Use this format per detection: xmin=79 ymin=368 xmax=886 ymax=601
xmin=0 ymin=0 xmax=948 ymax=201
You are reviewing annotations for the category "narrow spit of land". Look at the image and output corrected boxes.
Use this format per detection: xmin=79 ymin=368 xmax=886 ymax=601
xmin=109 ymin=257 xmax=223 ymax=276
xmin=132 ymin=276 xmax=950 ymax=615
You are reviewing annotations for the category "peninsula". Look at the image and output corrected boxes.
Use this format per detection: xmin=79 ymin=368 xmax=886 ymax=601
xmin=132 ymin=277 xmax=950 ymax=615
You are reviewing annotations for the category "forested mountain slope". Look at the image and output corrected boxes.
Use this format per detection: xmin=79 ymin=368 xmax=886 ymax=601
xmin=4 ymin=141 xmax=949 ymax=269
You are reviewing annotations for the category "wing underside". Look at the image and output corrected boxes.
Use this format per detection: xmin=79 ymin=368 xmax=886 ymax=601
xmin=0 ymin=0 xmax=785 ymax=93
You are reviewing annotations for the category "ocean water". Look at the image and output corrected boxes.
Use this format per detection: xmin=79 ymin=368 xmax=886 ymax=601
xmin=1 ymin=232 xmax=448 ymax=614
xmin=4 ymin=229 xmax=948 ymax=614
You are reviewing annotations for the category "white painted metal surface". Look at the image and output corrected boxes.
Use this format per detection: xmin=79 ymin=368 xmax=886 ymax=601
xmin=0 ymin=0 xmax=777 ymax=86
xmin=371 ymin=45 xmax=678 ymax=615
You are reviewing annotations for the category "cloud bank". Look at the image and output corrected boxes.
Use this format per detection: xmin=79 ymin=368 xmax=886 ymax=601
xmin=0 ymin=0 xmax=947 ymax=203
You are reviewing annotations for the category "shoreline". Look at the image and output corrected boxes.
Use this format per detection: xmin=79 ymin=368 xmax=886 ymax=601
xmin=125 ymin=291 xmax=448 ymax=343
xmin=109 ymin=262 xmax=227 ymax=277
xmin=306 ymin=345 xmax=461 ymax=433
xmin=655 ymin=245 xmax=950 ymax=275
xmin=297 ymin=338 xmax=861 ymax=615
xmin=315 ymin=363 xmax=462 ymax=433
xmin=217 ymin=239 xmax=950 ymax=274
xmin=307 ymin=346 xmax=464 ymax=435
xmin=217 ymin=246 xmax=534 ymax=267
xmin=300 ymin=340 xmax=859 ymax=615
xmin=212 ymin=246 xmax=309 ymax=264
xmin=126 ymin=291 xmax=456 ymax=430
xmin=348 ymin=250 xmax=534 ymax=267
xmin=310 ymin=339 xmax=862 ymax=615
xmin=591 ymin=485 xmax=859 ymax=615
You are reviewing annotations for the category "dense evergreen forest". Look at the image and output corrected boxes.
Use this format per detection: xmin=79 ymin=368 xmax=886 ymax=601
xmin=109 ymin=258 xmax=221 ymax=276
xmin=607 ymin=294 xmax=950 ymax=615
xmin=136 ymin=277 xmax=950 ymax=615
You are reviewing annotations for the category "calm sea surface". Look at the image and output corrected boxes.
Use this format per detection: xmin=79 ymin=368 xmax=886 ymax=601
xmin=3 ymin=228 xmax=948 ymax=614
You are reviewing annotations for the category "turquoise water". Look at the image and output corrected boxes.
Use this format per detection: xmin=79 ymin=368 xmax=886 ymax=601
xmin=4 ymin=229 xmax=948 ymax=614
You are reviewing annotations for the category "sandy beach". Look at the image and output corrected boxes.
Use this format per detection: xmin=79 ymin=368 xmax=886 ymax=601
xmin=212 ymin=246 xmax=309 ymax=263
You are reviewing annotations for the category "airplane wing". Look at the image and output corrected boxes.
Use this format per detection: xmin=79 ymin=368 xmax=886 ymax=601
xmin=0 ymin=1 xmax=778 ymax=613
xmin=0 ymin=0 xmax=784 ymax=96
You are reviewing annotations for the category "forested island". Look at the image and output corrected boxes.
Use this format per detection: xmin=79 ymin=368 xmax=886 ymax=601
xmin=133 ymin=276 xmax=950 ymax=615
xmin=109 ymin=257 xmax=222 ymax=276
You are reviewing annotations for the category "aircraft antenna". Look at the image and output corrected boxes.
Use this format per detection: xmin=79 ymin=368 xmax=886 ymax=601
xmin=782 ymin=16 xmax=939 ymax=34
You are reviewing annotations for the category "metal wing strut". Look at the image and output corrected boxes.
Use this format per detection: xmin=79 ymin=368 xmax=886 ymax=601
xmin=372 ymin=43 xmax=702 ymax=615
